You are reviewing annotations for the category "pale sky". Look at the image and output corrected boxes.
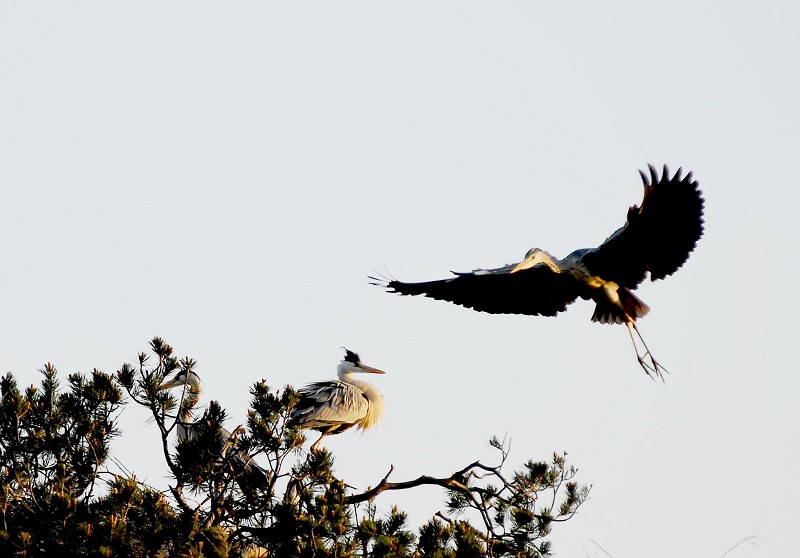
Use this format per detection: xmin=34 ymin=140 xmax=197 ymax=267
xmin=2 ymin=2 xmax=799 ymax=557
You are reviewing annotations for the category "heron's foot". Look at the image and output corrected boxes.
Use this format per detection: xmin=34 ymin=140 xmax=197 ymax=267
xmin=636 ymin=351 xmax=668 ymax=382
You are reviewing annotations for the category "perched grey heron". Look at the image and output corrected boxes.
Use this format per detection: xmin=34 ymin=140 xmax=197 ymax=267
xmin=371 ymin=165 xmax=704 ymax=378
xmin=159 ymin=371 xmax=268 ymax=490
xmin=290 ymin=349 xmax=386 ymax=451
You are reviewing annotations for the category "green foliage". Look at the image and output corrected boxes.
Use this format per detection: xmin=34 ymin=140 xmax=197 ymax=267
xmin=357 ymin=506 xmax=415 ymax=557
xmin=1 ymin=338 xmax=590 ymax=557
xmin=0 ymin=365 xmax=176 ymax=556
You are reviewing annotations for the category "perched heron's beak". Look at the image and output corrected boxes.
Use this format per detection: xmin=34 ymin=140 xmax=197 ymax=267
xmin=158 ymin=378 xmax=182 ymax=390
xmin=358 ymin=364 xmax=386 ymax=375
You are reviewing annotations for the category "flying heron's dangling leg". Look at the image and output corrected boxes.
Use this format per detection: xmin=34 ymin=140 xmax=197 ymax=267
xmin=625 ymin=321 xmax=668 ymax=380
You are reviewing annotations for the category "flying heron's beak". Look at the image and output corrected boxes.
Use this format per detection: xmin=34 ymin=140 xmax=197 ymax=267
xmin=358 ymin=363 xmax=386 ymax=375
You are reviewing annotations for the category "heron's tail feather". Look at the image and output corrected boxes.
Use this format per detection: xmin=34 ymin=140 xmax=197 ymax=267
xmin=592 ymin=289 xmax=650 ymax=324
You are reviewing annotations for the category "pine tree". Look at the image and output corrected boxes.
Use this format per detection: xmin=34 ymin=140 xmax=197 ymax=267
xmin=1 ymin=338 xmax=590 ymax=557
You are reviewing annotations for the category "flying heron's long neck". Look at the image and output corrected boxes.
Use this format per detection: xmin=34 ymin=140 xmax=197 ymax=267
xmin=514 ymin=248 xmax=562 ymax=273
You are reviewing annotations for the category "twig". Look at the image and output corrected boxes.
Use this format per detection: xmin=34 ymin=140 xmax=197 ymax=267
xmin=589 ymin=538 xmax=615 ymax=558
xmin=720 ymin=534 xmax=759 ymax=558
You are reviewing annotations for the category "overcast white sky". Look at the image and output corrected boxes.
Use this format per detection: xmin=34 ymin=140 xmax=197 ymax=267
xmin=2 ymin=2 xmax=799 ymax=557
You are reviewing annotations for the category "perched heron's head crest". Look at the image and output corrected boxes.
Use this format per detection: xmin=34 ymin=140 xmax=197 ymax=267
xmin=342 ymin=348 xmax=360 ymax=365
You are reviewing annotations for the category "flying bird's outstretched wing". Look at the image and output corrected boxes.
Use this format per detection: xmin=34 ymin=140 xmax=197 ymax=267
xmin=371 ymin=262 xmax=584 ymax=317
xmin=372 ymin=164 xmax=704 ymax=377
xmin=579 ymin=164 xmax=704 ymax=288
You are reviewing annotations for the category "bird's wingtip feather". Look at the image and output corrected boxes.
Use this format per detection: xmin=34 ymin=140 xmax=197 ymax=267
xmin=648 ymin=163 xmax=658 ymax=184
xmin=639 ymin=168 xmax=649 ymax=186
xmin=368 ymin=271 xmax=396 ymax=289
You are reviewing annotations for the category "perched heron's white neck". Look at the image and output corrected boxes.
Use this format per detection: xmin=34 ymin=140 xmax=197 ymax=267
xmin=336 ymin=361 xmax=353 ymax=380
xmin=336 ymin=363 xmax=385 ymax=429
xmin=338 ymin=369 xmax=378 ymax=391
xmin=176 ymin=374 xmax=203 ymax=422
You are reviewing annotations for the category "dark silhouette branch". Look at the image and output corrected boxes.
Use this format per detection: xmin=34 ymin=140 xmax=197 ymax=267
xmin=345 ymin=465 xmax=472 ymax=505
xmin=344 ymin=460 xmax=502 ymax=536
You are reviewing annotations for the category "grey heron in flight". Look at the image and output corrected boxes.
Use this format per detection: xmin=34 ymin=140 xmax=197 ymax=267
xmin=290 ymin=349 xmax=386 ymax=451
xmin=371 ymin=164 xmax=704 ymax=379
xmin=159 ymin=370 xmax=268 ymax=490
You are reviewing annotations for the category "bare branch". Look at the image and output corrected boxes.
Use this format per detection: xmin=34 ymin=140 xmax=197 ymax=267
xmin=345 ymin=470 xmax=471 ymax=505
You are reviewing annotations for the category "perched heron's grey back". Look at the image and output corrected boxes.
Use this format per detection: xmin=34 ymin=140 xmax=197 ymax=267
xmin=291 ymin=380 xmax=373 ymax=430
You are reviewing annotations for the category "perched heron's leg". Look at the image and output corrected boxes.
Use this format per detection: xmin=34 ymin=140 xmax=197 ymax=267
xmin=625 ymin=321 xmax=667 ymax=380
xmin=310 ymin=432 xmax=327 ymax=452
